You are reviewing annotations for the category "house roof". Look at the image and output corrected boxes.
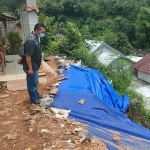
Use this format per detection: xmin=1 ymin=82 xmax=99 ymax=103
xmin=85 ymin=39 xmax=130 ymax=66
xmin=132 ymin=54 xmax=150 ymax=74
xmin=0 ymin=12 xmax=17 ymax=21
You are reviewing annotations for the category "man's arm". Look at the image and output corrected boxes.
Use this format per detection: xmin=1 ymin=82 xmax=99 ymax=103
xmin=18 ymin=58 xmax=23 ymax=64
xmin=26 ymin=54 xmax=33 ymax=75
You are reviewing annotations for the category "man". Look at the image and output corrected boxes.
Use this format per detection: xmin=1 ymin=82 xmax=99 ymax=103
xmin=20 ymin=23 xmax=46 ymax=104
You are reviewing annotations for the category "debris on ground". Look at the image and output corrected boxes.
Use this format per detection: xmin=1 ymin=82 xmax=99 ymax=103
xmin=0 ymin=57 xmax=108 ymax=150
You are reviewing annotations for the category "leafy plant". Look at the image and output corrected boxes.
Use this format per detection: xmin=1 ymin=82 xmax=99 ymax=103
xmin=7 ymin=31 xmax=22 ymax=55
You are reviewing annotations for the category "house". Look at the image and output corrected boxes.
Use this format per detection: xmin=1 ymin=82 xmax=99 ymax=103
xmin=132 ymin=54 xmax=150 ymax=83
xmin=0 ymin=12 xmax=17 ymax=41
xmin=0 ymin=20 xmax=22 ymax=38
xmin=85 ymin=39 xmax=129 ymax=66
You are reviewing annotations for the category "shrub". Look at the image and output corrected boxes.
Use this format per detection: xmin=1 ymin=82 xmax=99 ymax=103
xmin=7 ymin=31 xmax=22 ymax=55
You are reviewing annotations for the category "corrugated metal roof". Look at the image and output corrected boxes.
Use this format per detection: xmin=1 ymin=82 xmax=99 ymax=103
xmin=85 ymin=39 xmax=130 ymax=66
xmin=132 ymin=54 xmax=150 ymax=74
xmin=0 ymin=12 xmax=17 ymax=21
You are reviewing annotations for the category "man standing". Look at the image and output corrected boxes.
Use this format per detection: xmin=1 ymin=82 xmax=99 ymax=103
xmin=21 ymin=23 xmax=46 ymax=104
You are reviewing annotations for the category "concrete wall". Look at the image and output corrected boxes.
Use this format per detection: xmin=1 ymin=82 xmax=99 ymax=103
xmin=138 ymin=70 xmax=150 ymax=83
xmin=18 ymin=0 xmax=38 ymax=41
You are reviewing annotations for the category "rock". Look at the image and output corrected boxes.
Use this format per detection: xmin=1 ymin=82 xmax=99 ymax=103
xmin=0 ymin=108 xmax=13 ymax=116
xmin=0 ymin=110 xmax=8 ymax=116
xmin=68 ymin=143 xmax=76 ymax=149
xmin=0 ymin=94 xmax=9 ymax=98
xmin=38 ymin=72 xmax=46 ymax=77
xmin=15 ymin=101 xmax=22 ymax=105
xmin=23 ymin=115 xmax=31 ymax=121
xmin=50 ymin=88 xmax=58 ymax=95
xmin=43 ymin=114 xmax=51 ymax=119
xmin=73 ymin=128 xmax=89 ymax=144
xmin=11 ymin=92 xmax=18 ymax=95
xmin=46 ymin=87 xmax=51 ymax=90
xmin=2 ymin=83 xmax=7 ymax=87
xmin=64 ymin=77 xmax=68 ymax=80
xmin=7 ymin=132 xmax=18 ymax=140
xmin=60 ymin=124 xmax=65 ymax=128
xmin=78 ymin=99 xmax=85 ymax=104
xmin=1 ymin=121 xmax=13 ymax=125
xmin=40 ymin=96 xmax=53 ymax=109
xmin=58 ymin=59 xmax=66 ymax=64
xmin=57 ymin=69 xmax=64 ymax=74
xmin=113 ymin=136 xmax=121 ymax=142
xmin=50 ymin=107 xmax=71 ymax=118
xmin=25 ymin=148 xmax=31 ymax=150
xmin=78 ymin=131 xmax=87 ymax=144
xmin=29 ymin=128 xmax=33 ymax=132
xmin=5 ymin=91 xmax=12 ymax=94
xmin=50 ymin=95 xmax=54 ymax=98
xmin=52 ymin=83 xmax=59 ymax=88
xmin=73 ymin=128 xmax=83 ymax=132
xmin=41 ymin=129 xmax=51 ymax=134
xmin=30 ymin=120 xmax=36 ymax=125
xmin=57 ymin=77 xmax=64 ymax=81
xmin=65 ymin=63 xmax=70 ymax=70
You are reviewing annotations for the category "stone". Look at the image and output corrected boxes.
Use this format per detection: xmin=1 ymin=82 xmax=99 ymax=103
xmin=25 ymin=148 xmax=32 ymax=150
xmin=44 ymin=114 xmax=51 ymax=118
xmin=11 ymin=92 xmax=18 ymax=95
xmin=41 ymin=129 xmax=51 ymax=134
xmin=46 ymin=87 xmax=51 ymax=90
xmin=73 ymin=128 xmax=83 ymax=132
xmin=78 ymin=131 xmax=87 ymax=144
xmin=29 ymin=128 xmax=33 ymax=132
xmin=68 ymin=143 xmax=76 ymax=149
xmin=1 ymin=121 xmax=13 ymax=125
xmin=0 ymin=110 xmax=8 ymax=116
xmin=40 ymin=96 xmax=53 ymax=109
xmin=65 ymin=63 xmax=70 ymax=70
xmin=78 ymin=99 xmax=85 ymax=104
xmin=30 ymin=120 xmax=36 ymax=125
xmin=5 ymin=91 xmax=12 ymax=94
xmin=113 ymin=136 xmax=121 ymax=142
xmin=38 ymin=72 xmax=46 ymax=77
xmin=50 ymin=88 xmax=58 ymax=95
xmin=7 ymin=133 xmax=18 ymax=140
xmin=15 ymin=101 xmax=22 ymax=105
xmin=60 ymin=124 xmax=65 ymax=128
xmin=50 ymin=107 xmax=71 ymax=118
xmin=52 ymin=83 xmax=59 ymax=88
xmin=0 ymin=94 xmax=9 ymax=98
xmin=58 ymin=59 xmax=66 ymax=64
xmin=2 ymin=83 xmax=7 ymax=87
xmin=57 ymin=69 xmax=64 ymax=74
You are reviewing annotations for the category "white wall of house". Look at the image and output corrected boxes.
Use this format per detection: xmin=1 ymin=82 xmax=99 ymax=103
xmin=138 ymin=70 xmax=150 ymax=83
xmin=97 ymin=47 xmax=119 ymax=66
xmin=18 ymin=0 xmax=38 ymax=41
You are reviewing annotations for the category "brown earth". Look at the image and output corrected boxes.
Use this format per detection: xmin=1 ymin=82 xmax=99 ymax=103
xmin=0 ymin=57 xmax=108 ymax=150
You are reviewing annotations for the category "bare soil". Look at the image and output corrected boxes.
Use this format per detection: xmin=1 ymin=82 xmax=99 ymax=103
xmin=0 ymin=57 xmax=108 ymax=150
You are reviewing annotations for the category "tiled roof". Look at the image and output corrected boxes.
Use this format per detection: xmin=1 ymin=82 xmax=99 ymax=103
xmin=132 ymin=54 xmax=150 ymax=74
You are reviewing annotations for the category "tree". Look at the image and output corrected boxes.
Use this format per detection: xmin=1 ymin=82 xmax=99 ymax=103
xmin=135 ymin=7 xmax=150 ymax=50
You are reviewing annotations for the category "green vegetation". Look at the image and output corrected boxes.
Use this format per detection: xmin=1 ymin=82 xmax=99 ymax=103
xmin=7 ymin=31 xmax=22 ymax=55
xmin=2 ymin=0 xmax=150 ymax=128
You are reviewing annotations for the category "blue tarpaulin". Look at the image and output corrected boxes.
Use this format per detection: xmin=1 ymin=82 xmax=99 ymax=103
xmin=52 ymin=65 xmax=150 ymax=150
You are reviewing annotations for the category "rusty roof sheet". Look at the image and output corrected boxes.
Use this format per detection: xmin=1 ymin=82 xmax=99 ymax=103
xmin=132 ymin=54 xmax=150 ymax=74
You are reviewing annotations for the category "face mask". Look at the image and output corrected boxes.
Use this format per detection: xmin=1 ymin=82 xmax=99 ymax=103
xmin=39 ymin=33 xmax=45 ymax=38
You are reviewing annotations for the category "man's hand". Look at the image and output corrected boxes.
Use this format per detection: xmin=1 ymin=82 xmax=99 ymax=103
xmin=28 ymin=68 xmax=33 ymax=75
xmin=18 ymin=58 xmax=23 ymax=64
